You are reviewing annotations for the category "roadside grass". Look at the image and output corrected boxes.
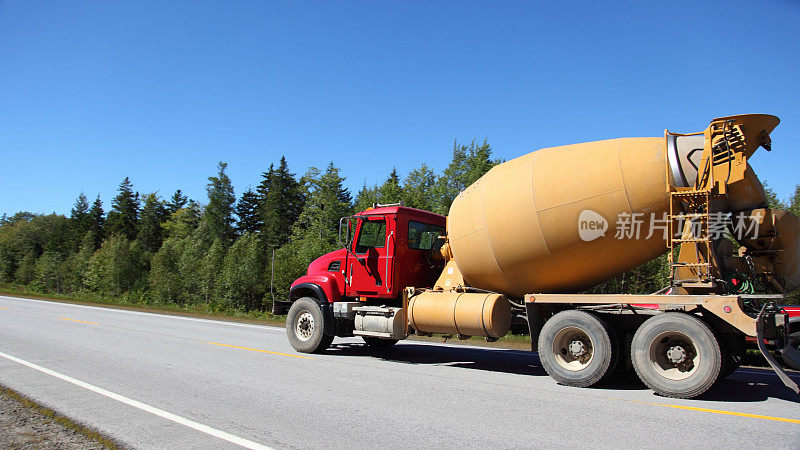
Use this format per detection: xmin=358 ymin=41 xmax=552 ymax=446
xmin=0 ymin=283 xmax=286 ymax=327
xmin=0 ymin=383 xmax=121 ymax=449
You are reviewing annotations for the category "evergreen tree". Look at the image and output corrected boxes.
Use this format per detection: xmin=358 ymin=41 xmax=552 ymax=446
xmin=149 ymin=238 xmax=186 ymax=303
xmin=433 ymin=139 xmax=501 ymax=214
xmin=138 ymin=193 xmax=169 ymax=253
xmin=378 ymin=167 xmax=403 ymax=204
xmin=200 ymin=238 xmax=226 ymax=303
xmin=269 ymin=163 xmax=353 ymax=301
xmin=353 ymin=183 xmax=379 ymax=213
xmin=235 ymin=188 xmax=262 ymax=235
xmin=256 ymin=163 xmax=275 ymax=203
xmin=70 ymin=193 xmax=91 ymax=239
xmin=789 ymin=184 xmax=800 ymax=219
xmin=202 ymin=162 xmax=236 ymax=245
xmin=260 ymin=157 xmax=305 ymax=249
xmin=762 ymin=180 xmax=786 ymax=210
xmin=85 ymin=234 xmax=145 ymax=294
xmin=107 ymin=177 xmax=140 ymax=240
xmin=88 ymin=195 xmax=105 ymax=249
xmin=292 ymin=163 xmax=352 ymax=243
xmin=402 ymin=164 xmax=437 ymax=211
xmin=32 ymin=251 xmax=63 ymax=293
xmin=166 ymin=189 xmax=188 ymax=214
xmin=61 ymin=233 xmax=94 ymax=293
xmin=162 ymin=201 xmax=201 ymax=240
xmin=14 ymin=252 xmax=36 ymax=284
xmin=215 ymin=233 xmax=266 ymax=310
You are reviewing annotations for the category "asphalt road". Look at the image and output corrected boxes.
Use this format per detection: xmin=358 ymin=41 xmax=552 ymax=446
xmin=0 ymin=294 xmax=799 ymax=449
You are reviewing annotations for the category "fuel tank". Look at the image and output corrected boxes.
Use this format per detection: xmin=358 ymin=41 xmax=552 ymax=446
xmin=407 ymin=291 xmax=511 ymax=338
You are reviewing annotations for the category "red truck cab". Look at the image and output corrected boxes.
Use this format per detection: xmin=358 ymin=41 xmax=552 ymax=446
xmin=289 ymin=206 xmax=446 ymax=306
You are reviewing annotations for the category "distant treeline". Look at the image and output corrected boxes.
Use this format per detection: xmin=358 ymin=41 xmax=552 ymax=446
xmin=0 ymin=140 xmax=499 ymax=312
xmin=1 ymin=139 xmax=798 ymax=312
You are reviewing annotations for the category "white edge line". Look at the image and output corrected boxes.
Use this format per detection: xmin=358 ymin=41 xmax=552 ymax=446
xmin=0 ymin=350 xmax=273 ymax=450
xmin=0 ymin=295 xmax=282 ymax=332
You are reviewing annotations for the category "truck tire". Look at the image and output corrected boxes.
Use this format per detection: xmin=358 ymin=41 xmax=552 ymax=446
xmin=362 ymin=337 xmax=398 ymax=349
xmin=538 ymin=310 xmax=616 ymax=387
xmin=286 ymin=298 xmax=334 ymax=353
xmin=631 ymin=313 xmax=721 ymax=398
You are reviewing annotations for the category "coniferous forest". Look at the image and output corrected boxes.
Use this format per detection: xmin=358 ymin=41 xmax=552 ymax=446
xmin=2 ymin=139 xmax=799 ymax=315
xmin=0 ymin=140 xmax=499 ymax=314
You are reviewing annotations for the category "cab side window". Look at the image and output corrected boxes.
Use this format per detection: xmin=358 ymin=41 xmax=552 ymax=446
xmin=408 ymin=221 xmax=444 ymax=250
xmin=355 ymin=219 xmax=386 ymax=253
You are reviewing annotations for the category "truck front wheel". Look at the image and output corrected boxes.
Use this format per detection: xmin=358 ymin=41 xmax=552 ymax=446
xmin=631 ymin=313 xmax=721 ymax=398
xmin=538 ymin=310 xmax=616 ymax=387
xmin=286 ymin=298 xmax=334 ymax=353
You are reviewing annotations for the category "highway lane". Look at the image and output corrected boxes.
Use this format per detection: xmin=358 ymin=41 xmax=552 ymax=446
xmin=0 ymin=294 xmax=799 ymax=449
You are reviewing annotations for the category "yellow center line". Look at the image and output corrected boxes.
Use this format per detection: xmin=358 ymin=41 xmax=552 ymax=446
xmin=628 ymin=399 xmax=800 ymax=424
xmin=201 ymin=341 xmax=313 ymax=360
xmin=0 ymin=306 xmax=9 ymax=310
xmin=59 ymin=317 xmax=99 ymax=325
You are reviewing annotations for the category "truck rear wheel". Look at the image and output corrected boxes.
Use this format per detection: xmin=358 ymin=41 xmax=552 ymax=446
xmin=286 ymin=298 xmax=334 ymax=353
xmin=538 ymin=310 xmax=616 ymax=387
xmin=631 ymin=313 xmax=720 ymax=398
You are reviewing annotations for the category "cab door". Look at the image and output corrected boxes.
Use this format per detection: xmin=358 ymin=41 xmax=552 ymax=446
xmin=346 ymin=216 xmax=394 ymax=297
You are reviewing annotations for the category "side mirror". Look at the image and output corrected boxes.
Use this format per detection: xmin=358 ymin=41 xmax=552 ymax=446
xmin=347 ymin=219 xmax=354 ymax=246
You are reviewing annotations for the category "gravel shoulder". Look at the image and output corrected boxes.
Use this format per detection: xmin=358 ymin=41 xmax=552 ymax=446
xmin=0 ymin=384 xmax=118 ymax=449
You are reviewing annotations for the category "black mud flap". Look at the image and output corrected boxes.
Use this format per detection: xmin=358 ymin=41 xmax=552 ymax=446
xmin=756 ymin=307 xmax=800 ymax=394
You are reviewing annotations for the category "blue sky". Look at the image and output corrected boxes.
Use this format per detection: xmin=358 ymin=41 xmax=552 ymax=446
xmin=1 ymin=1 xmax=799 ymax=216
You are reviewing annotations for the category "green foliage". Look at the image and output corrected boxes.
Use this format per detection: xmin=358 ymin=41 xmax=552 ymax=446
xmin=31 ymin=251 xmax=63 ymax=293
xmin=292 ymin=163 xmax=352 ymax=244
xmin=166 ymin=190 xmax=188 ymax=214
xmin=378 ymin=168 xmax=403 ymax=204
xmin=789 ymin=185 xmax=800 ymax=219
xmin=149 ymin=237 xmax=186 ymax=303
xmin=85 ymin=234 xmax=145 ymax=295
xmin=60 ymin=234 xmax=94 ymax=293
xmin=14 ymin=252 xmax=36 ymax=285
xmin=138 ymin=193 xmax=169 ymax=253
xmin=199 ymin=239 xmax=225 ymax=303
xmin=215 ymin=233 xmax=266 ymax=310
xmin=353 ymin=183 xmax=379 ymax=213
xmin=432 ymin=139 xmax=502 ymax=214
xmin=235 ymin=188 xmax=262 ymax=235
xmin=106 ymin=177 xmax=140 ymax=240
xmin=70 ymin=193 xmax=91 ymax=248
xmin=88 ymin=195 xmax=105 ymax=249
xmin=203 ymin=162 xmax=236 ymax=245
xmin=259 ymin=156 xmax=305 ymax=249
xmin=162 ymin=201 xmax=201 ymax=240
xmin=585 ymin=254 xmax=670 ymax=295
xmin=402 ymin=164 xmax=437 ymax=211
xmin=763 ymin=180 xmax=787 ymax=210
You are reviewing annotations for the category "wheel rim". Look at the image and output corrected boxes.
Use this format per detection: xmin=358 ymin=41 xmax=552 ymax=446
xmin=295 ymin=311 xmax=314 ymax=341
xmin=648 ymin=331 xmax=699 ymax=381
xmin=552 ymin=326 xmax=594 ymax=371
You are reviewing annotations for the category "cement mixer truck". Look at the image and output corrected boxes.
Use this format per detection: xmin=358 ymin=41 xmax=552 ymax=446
xmin=280 ymin=114 xmax=800 ymax=399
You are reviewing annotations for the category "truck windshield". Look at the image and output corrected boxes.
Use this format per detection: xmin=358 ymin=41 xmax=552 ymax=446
xmin=355 ymin=219 xmax=386 ymax=253
xmin=408 ymin=221 xmax=445 ymax=250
